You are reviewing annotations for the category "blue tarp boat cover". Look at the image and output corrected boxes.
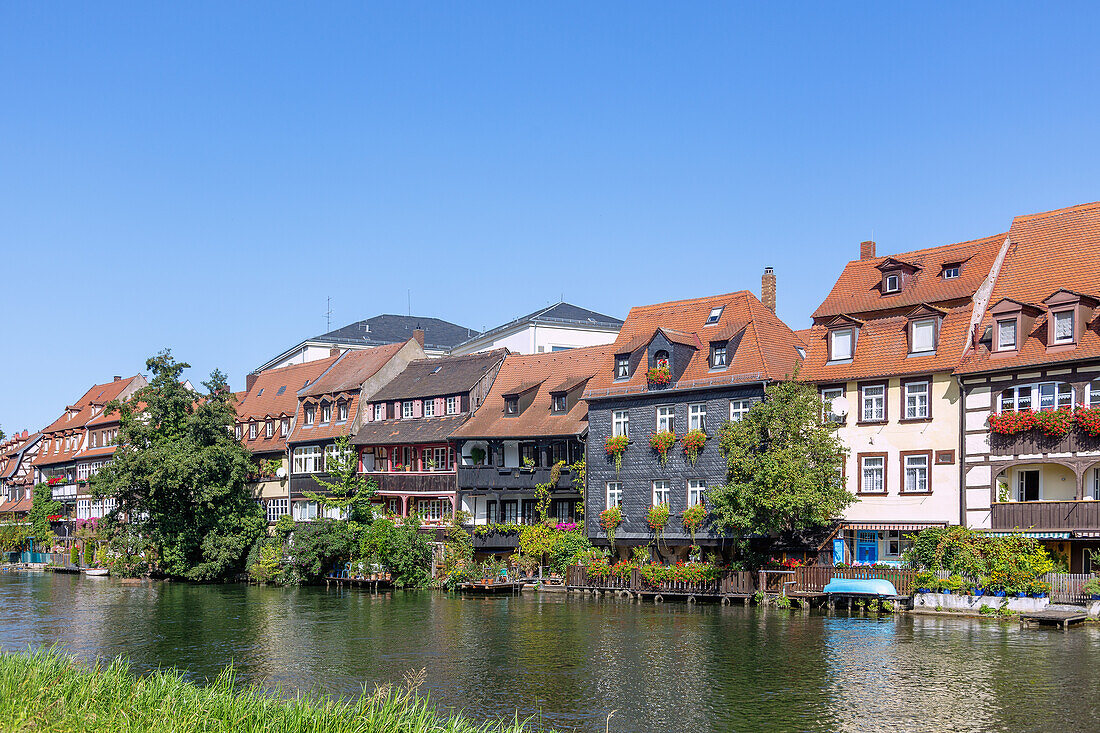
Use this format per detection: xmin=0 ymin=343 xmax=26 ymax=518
xmin=823 ymin=578 xmax=899 ymax=596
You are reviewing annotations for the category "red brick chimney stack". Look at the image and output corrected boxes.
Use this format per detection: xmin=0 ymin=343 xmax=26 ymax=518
xmin=860 ymin=240 xmax=876 ymax=260
xmin=413 ymin=328 xmax=425 ymax=347
xmin=245 ymin=373 xmax=258 ymax=391
xmin=761 ymin=267 xmax=777 ymax=313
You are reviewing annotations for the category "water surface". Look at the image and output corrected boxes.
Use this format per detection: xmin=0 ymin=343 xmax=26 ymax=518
xmin=1 ymin=572 xmax=1097 ymax=732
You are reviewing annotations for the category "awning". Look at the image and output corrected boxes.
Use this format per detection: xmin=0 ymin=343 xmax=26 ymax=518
xmin=841 ymin=521 xmax=948 ymax=531
xmin=981 ymin=530 xmax=1071 ymax=540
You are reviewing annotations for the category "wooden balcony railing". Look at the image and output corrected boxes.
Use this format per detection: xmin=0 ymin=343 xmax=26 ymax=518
xmin=457 ymin=465 xmax=574 ymax=491
xmin=989 ymin=429 xmax=1100 ymax=456
xmin=991 ymin=500 xmax=1100 ymax=531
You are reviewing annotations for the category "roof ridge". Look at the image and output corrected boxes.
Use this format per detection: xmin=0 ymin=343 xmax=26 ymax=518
xmin=1013 ymin=201 xmax=1100 ymax=225
xmin=853 ymin=232 xmax=1007 ymax=267
xmin=627 ymin=290 xmax=749 ymax=313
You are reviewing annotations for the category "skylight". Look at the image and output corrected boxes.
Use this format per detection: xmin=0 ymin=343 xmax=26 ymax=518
xmin=276 ymin=386 xmax=286 ymax=395
xmin=257 ymin=388 xmax=264 ymax=396
xmin=705 ymin=307 xmax=724 ymax=325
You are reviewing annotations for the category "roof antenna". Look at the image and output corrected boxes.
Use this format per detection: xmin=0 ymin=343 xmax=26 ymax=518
xmin=324 ymin=296 xmax=332 ymax=331
xmin=407 ymin=289 xmax=411 ymax=316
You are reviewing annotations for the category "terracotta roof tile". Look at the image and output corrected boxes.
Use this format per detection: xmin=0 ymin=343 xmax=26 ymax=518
xmin=236 ymin=357 xmax=340 ymax=454
xmin=352 ymin=414 xmax=468 ymax=445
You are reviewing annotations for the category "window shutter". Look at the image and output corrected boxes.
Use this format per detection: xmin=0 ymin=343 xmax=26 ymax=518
xmin=436 ymin=398 xmax=446 ymax=415
xmin=460 ymin=394 xmax=469 ymax=413
xmin=413 ymin=400 xmax=423 ymax=418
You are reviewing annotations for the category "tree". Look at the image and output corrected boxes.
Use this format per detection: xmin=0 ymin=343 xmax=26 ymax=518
xmin=303 ymin=435 xmax=376 ymax=522
xmin=707 ymin=379 xmax=852 ymax=552
xmin=28 ymin=482 xmax=60 ymax=546
xmin=93 ymin=350 xmax=265 ymax=581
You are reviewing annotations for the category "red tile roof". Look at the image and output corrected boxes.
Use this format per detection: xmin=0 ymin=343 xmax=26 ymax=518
xmin=453 ymin=345 xmax=613 ymax=439
xmin=34 ymin=376 xmax=144 ymax=468
xmin=236 ymin=357 xmax=340 ymax=455
xmin=585 ymin=291 xmax=803 ymax=398
xmin=957 ymin=202 xmax=1100 ymax=374
xmin=40 ymin=376 xmax=142 ymax=435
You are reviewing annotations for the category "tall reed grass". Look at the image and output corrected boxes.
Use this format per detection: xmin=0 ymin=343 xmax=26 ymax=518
xmin=0 ymin=648 xmax=552 ymax=733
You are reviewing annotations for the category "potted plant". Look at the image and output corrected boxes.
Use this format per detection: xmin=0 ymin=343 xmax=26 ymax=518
xmin=649 ymin=430 xmax=676 ymax=466
xmin=681 ymin=429 xmax=707 ymax=467
xmin=1081 ymin=577 xmax=1100 ymax=600
xmin=646 ymin=365 xmax=671 ymax=387
xmin=646 ymin=503 xmax=669 ymax=547
xmin=682 ymin=502 xmax=706 ymax=546
xmin=940 ymin=574 xmax=963 ymax=595
xmin=914 ymin=570 xmax=936 ymax=594
xmin=521 ymin=457 xmax=535 ymax=472
xmin=599 ymin=505 xmax=623 ymax=548
xmin=604 ymin=436 xmax=629 ymax=474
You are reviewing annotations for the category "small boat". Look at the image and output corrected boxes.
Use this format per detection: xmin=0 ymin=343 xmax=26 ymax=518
xmin=84 ymin=568 xmax=109 ymax=577
xmin=823 ymin=578 xmax=898 ymax=597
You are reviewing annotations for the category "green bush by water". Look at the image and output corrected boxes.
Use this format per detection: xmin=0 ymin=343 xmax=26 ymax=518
xmin=0 ymin=648 xmax=551 ymax=733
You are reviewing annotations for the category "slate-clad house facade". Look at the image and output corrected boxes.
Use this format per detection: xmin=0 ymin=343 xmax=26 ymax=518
xmin=584 ymin=279 xmax=804 ymax=559
xmin=956 ymin=202 xmax=1100 ymax=572
xmin=451 ymin=346 xmax=609 ymax=550
xmin=351 ymin=349 xmax=506 ymax=526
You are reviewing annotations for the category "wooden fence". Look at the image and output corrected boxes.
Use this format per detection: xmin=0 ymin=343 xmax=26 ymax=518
xmin=795 ymin=566 xmax=919 ymax=595
xmin=1046 ymin=573 xmax=1095 ymax=604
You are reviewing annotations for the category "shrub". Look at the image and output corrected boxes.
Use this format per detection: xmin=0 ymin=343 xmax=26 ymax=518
xmin=286 ymin=519 xmax=358 ymax=584
xmin=248 ymin=542 xmax=282 ymax=584
xmin=1032 ymin=407 xmax=1074 ymax=437
xmin=548 ymin=528 xmax=591 ymax=575
xmin=1082 ymin=577 xmax=1100 ymax=596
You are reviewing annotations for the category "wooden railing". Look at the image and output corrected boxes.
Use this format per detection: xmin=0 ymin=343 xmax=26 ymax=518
xmin=991 ymin=501 xmax=1100 ymax=531
xmin=1046 ymin=572 xmax=1096 ymax=604
xmin=795 ymin=566 xmax=919 ymax=595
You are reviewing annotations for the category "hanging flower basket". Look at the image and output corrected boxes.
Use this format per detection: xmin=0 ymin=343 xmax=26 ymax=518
xmin=1032 ymin=407 xmax=1074 ymax=438
xmin=988 ymin=410 xmax=1036 ymax=435
xmin=1075 ymin=406 xmax=1100 ymax=437
xmin=599 ymin=505 xmax=623 ymax=548
xmin=648 ymin=430 xmax=676 ymax=465
xmin=681 ymin=429 xmax=707 ymax=466
xmin=682 ymin=502 xmax=707 ymax=545
xmin=604 ymin=435 xmax=629 ymax=474
xmin=646 ymin=503 xmax=669 ymax=547
xmin=646 ymin=365 xmax=671 ymax=386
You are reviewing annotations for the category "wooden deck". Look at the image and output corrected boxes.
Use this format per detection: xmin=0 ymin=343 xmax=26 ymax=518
xmin=1020 ymin=609 xmax=1090 ymax=631
xmin=324 ymin=576 xmax=393 ymax=591
xmin=459 ymin=581 xmax=524 ymax=595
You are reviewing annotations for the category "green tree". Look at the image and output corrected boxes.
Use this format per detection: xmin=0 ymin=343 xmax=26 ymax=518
xmin=708 ymin=379 xmax=852 ymax=551
xmin=93 ymin=350 xmax=265 ymax=581
xmin=28 ymin=483 xmax=61 ymax=545
xmin=303 ymin=435 xmax=376 ymax=522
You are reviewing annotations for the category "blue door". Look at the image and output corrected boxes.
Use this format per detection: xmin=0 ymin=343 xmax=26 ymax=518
xmin=856 ymin=531 xmax=878 ymax=564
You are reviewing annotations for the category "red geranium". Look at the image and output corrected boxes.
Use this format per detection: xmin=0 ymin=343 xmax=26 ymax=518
xmin=1075 ymin=406 xmax=1100 ymax=437
xmin=988 ymin=410 xmax=1036 ymax=435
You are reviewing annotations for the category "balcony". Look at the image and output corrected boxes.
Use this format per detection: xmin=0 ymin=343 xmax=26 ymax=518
xmin=989 ymin=429 xmax=1100 ymax=457
xmin=457 ymin=465 xmax=575 ymax=492
xmin=991 ymin=500 xmax=1100 ymax=532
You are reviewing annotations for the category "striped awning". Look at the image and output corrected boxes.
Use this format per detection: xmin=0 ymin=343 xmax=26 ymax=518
xmin=982 ymin=530 xmax=1071 ymax=540
xmin=841 ymin=521 xmax=948 ymax=531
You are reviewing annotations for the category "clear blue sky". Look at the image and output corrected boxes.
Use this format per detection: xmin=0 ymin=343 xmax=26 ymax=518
xmin=2 ymin=2 xmax=1098 ymax=432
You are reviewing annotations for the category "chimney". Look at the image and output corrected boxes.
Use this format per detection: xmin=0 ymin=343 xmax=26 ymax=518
xmin=413 ymin=328 xmax=425 ymax=347
xmin=860 ymin=240 xmax=876 ymax=260
xmin=245 ymin=373 xmax=258 ymax=391
xmin=761 ymin=267 xmax=776 ymax=313
xmin=113 ymin=376 xmax=121 ymax=382
xmin=330 ymin=347 xmax=343 ymax=357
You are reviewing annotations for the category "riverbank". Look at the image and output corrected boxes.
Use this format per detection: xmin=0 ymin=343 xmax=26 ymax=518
xmin=0 ymin=648 xmax=552 ymax=733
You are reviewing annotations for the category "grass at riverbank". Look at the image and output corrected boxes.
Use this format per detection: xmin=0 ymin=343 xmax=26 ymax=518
xmin=0 ymin=648 xmax=552 ymax=733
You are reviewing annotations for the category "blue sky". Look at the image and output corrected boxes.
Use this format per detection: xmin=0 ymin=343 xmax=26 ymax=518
xmin=2 ymin=2 xmax=1098 ymax=431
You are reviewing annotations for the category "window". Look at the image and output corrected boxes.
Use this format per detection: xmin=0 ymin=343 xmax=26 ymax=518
xmin=1092 ymin=468 xmax=1100 ymax=501
xmin=276 ymin=386 xmax=286 ymax=396
xmin=423 ymin=446 xmax=451 ymax=471
xmin=606 ymin=482 xmax=622 ymax=508
xmin=402 ymin=401 xmax=414 ymax=419
xmin=505 ymin=397 xmax=519 ymax=415
xmin=235 ymin=425 xmax=241 ymax=440
xmin=1016 ymin=469 xmax=1040 ymax=502
xmin=423 ymin=399 xmax=435 ymax=418
xmin=500 ymin=500 xmax=518 ymax=524
xmin=910 ymin=318 xmax=935 ymax=353
xmin=265 ymin=498 xmax=289 ymax=523
xmin=904 ymin=380 xmax=930 ymax=420
xmin=446 ymin=396 xmax=458 ymax=415
xmin=293 ymin=445 xmax=321 ymax=474
xmin=249 ymin=422 xmax=257 ymax=439
xmin=265 ymin=420 xmax=274 ymax=438
xmin=293 ymin=501 xmax=319 ymax=522
xmin=281 ymin=418 xmax=289 ymax=436
xmin=375 ymin=403 xmax=386 ymax=421
xmin=652 ymin=480 xmax=670 ymax=506
xmin=551 ymin=394 xmax=567 ymax=413
xmin=688 ymin=403 xmax=707 ymax=432
xmin=553 ymin=500 xmax=572 ymax=523
xmin=419 ymin=499 xmax=448 ymax=522
xmin=304 ymin=405 xmax=315 ymax=426
xmin=942 ymin=266 xmax=960 ymax=280
xmin=729 ymin=398 xmax=754 ymax=422
xmin=860 ymin=384 xmax=885 ymax=422
xmin=860 ymin=455 xmax=885 ymax=493
xmin=655 ymin=405 xmax=675 ymax=432
xmin=710 ymin=343 xmax=727 ymax=368
xmin=999 ymin=385 xmax=1033 ymax=412
xmin=325 ymin=444 xmax=349 ymax=471
xmin=706 ymin=306 xmax=723 ymax=324
xmin=903 ymin=453 xmax=929 ymax=493
xmin=338 ymin=401 xmax=349 ymax=422
xmin=1089 ymin=380 xmax=1100 ymax=408
xmin=687 ymin=479 xmax=706 ymax=506
xmin=829 ymin=329 xmax=853 ymax=361
xmin=1037 ymin=382 xmax=1074 ymax=410
xmin=321 ymin=403 xmax=332 ymax=423
xmin=612 ymin=410 xmax=629 ymax=437
xmin=885 ymin=530 xmax=911 ymax=557
xmin=821 ymin=387 xmax=844 ymax=423
xmin=884 ymin=274 xmax=900 ymax=293
xmin=77 ymin=499 xmax=90 ymax=520
xmin=1053 ymin=310 xmax=1075 ymax=344
xmin=615 ymin=355 xmax=630 ymax=379
xmin=997 ymin=319 xmax=1017 ymax=350
xmin=654 ymin=350 xmax=670 ymax=369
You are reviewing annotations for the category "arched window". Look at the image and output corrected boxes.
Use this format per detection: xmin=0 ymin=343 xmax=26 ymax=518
xmin=654 ymin=350 xmax=670 ymax=369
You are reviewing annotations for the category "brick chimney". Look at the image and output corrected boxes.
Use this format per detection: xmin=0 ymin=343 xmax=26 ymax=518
xmin=860 ymin=240 xmax=876 ymax=260
xmin=245 ymin=373 xmax=258 ymax=391
xmin=413 ymin=328 xmax=425 ymax=347
xmin=113 ymin=375 xmax=121 ymax=382
xmin=329 ymin=347 xmax=343 ymax=357
xmin=761 ymin=267 xmax=776 ymax=313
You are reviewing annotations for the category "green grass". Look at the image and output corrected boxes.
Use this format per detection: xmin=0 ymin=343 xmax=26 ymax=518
xmin=0 ymin=648 xmax=552 ymax=733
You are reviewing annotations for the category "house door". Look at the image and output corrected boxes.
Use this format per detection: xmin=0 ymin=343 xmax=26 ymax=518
xmin=1016 ymin=470 xmax=1040 ymax=502
xmin=856 ymin=531 xmax=878 ymax=564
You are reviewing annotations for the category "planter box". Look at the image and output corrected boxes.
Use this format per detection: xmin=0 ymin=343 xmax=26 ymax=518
xmin=913 ymin=592 xmax=1049 ymax=613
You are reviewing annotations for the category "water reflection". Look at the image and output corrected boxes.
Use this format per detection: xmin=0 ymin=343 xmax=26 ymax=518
xmin=2 ymin=573 xmax=1099 ymax=733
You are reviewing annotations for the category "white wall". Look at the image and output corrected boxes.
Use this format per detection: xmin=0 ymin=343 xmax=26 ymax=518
xmin=450 ymin=324 xmax=619 ymax=356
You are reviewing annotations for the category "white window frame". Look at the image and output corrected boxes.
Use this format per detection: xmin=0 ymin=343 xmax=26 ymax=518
xmin=860 ymin=384 xmax=885 ymax=422
xmin=655 ymin=405 xmax=675 ymax=432
xmin=829 ymin=328 xmax=853 ymax=361
xmin=606 ymin=482 xmax=622 ymax=508
xmin=375 ymin=403 xmax=385 ymax=421
xmin=1037 ymin=382 xmax=1074 ymax=411
xmin=281 ymin=418 xmax=289 ymax=436
xmin=652 ymin=480 xmax=670 ymax=506
xmin=418 ymin=499 xmax=448 ymax=522
xmin=338 ymin=402 xmax=349 ymax=422
xmin=687 ymin=479 xmax=706 ymax=506
xmin=1053 ymin=310 xmax=1075 ymax=344
xmin=705 ymin=307 xmax=723 ymax=324
xmin=729 ymin=398 xmax=754 ymax=422
xmin=997 ymin=319 xmax=1017 ymax=350
xmin=423 ymin=399 xmax=436 ymax=418
xmin=321 ymin=403 xmax=332 ymax=424
xmin=903 ymin=454 xmax=929 ymax=493
xmin=265 ymin=420 xmax=274 ymax=438
xmin=821 ymin=387 xmax=844 ymax=423
xmin=402 ymin=401 xmax=414 ymax=419
xmin=615 ymin=355 xmax=630 ymax=379
xmin=884 ymin=274 xmax=900 ymax=293
xmin=688 ymin=403 xmax=707 ymax=432
xmin=304 ymin=405 xmax=315 ymax=426
xmin=710 ymin=343 xmax=727 ymax=368
xmin=1092 ymin=468 xmax=1100 ymax=501
xmin=266 ymin=498 xmax=289 ymax=523
xmin=942 ymin=266 xmax=960 ymax=280
xmin=249 ymin=422 xmax=257 ymax=440
xmin=910 ymin=318 xmax=936 ymax=353
xmin=552 ymin=394 xmax=567 ymax=413
xmin=294 ymin=500 xmax=319 ymax=522
xmin=446 ymin=396 xmax=458 ymax=415
xmin=904 ymin=380 xmax=930 ymax=420
xmin=1089 ymin=380 xmax=1100 ymax=408
xmin=293 ymin=445 xmax=321 ymax=474
xmin=612 ymin=410 xmax=629 ymax=438
xmin=860 ymin=456 xmax=885 ymax=494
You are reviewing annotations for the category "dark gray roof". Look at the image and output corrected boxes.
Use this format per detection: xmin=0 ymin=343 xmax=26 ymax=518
xmin=317 ymin=314 xmax=477 ymax=351
xmin=351 ymin=414 xmax=468 ymax=445
xmin=368 ymin=349 xmax=508 ymax=402
xmin=453 ymin=302 xmax=622 ymax=349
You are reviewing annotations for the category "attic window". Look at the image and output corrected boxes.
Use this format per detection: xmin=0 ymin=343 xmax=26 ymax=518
xmin=829 ymin=328 xmax=854 ymax=362
xmin=431 ymin=366 xmax=443 ymax=374
xmin=884 ymin=274 xmax=901 ymax=294
xmin=505 ymin=397 xmax=519 ymax=415
xmin=654 ymin=350 xmax=670 ymax=369
xmin=910 ymin=318 xmax=937 ymax=354
xmin=710 ymin=343 xmax=728 ymax=368
xmin=705 ymin=307 xmax=724 ymax=325
xmin=996 ymin=319 xmax=1017 ymax=351
xmin=615 ymin=355 xmax=630 ymax=379
xmin=1053 ymin=310 xmax=1075 ymax=344
xmin=551 ymin=394 xmax=567 ymax=413
xmin=942 ymin=265 xmax=961 ymax=280
xmin=276 ymin=386 xmax=286 ymax=395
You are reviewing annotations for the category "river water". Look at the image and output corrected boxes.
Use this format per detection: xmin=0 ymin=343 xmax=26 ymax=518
xmin=1 ymin=572 xmax=1098 ymax=732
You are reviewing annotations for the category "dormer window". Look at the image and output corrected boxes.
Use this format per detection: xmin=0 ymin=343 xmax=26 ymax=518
xmin=320 ymin=403 xmax=332 ymax=424
xmin=996 ymin=319 xmax=1017 ymax=350
xmin=1052 ymin=310 xmax=1075 ymax=344
xmin=654 ymin=350 xmax=669 ymax=369
xmin=615 ymin=355 xmax=630 ymax=379
xmin=551 ymin=394 xmax=567 ymax=413
xmin=281 ymin=418 xmax=289 ymax=436
xmin=910 ymin=318 xmax=936 ymax=354
xmin=375 ymin=403 xmax=385 ymax=421
xmin=829 ymin=328 xmax=854 ymax=361
xmin=337 ymin=401 xmax=349 ymax=422
xmin=304 ymin=405 xmax=315 ymax=426
xmin=505 ymin=397 xmax=519 ymax=415
xmin=402 ymin=401 xmax=414 ymax=419
xmin=710 ymin=343 xmax=728 ymax=368
xmin=265 ymin=420 xmax=273 ymax=438
xmin=942 ymin=265 xmax=960 ymax=280
xmin=249 ymin=422 xmax=257 ymax=440
xmin=705 ymin=307 xmax=724 ymax=325
xmin=884 ymin=273 xmax=900 ymax=293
